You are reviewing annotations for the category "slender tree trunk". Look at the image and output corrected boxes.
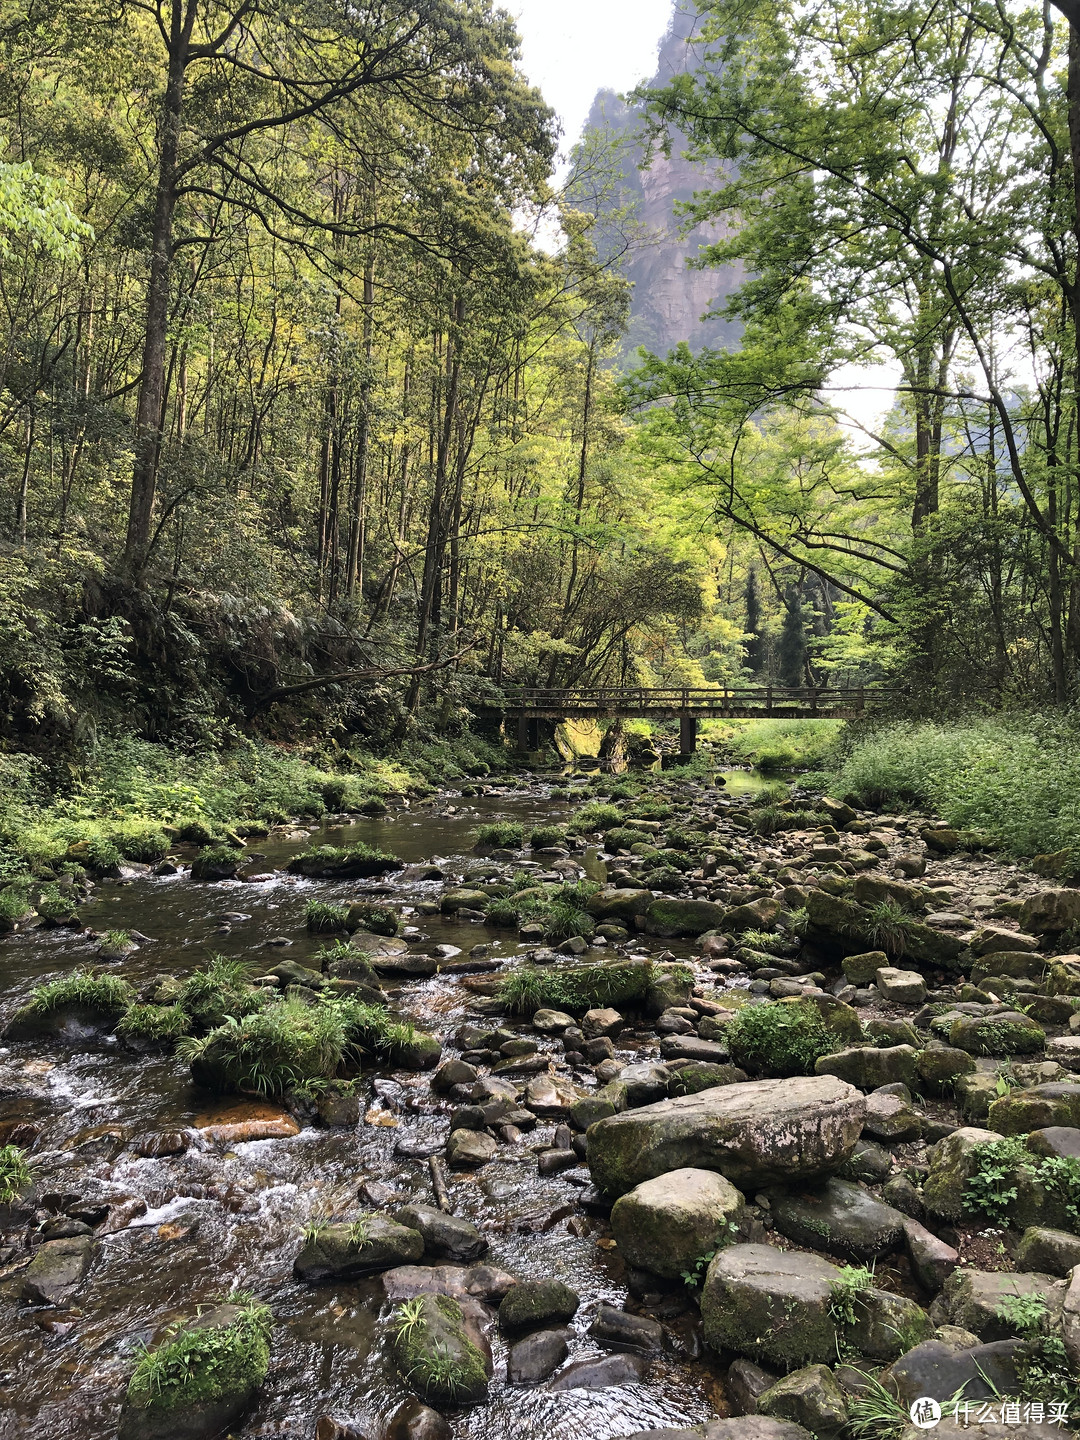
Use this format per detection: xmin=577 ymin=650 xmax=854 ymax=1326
xmin=123 ymin=0 xmax=194 ymax=577
xmin=1065 ymin=24 xmax=1080 ymax=686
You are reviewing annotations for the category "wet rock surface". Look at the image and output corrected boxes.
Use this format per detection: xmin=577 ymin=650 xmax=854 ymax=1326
xmin=3 ymin=768 xmax=1080 ymax=1437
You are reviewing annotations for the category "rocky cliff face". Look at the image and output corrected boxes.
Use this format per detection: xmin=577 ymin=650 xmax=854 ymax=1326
xmin=581 ymin=1 xmax=743 ymax=355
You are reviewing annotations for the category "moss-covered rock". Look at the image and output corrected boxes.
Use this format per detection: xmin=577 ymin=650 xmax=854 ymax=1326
xmin=922 ymin=1127 xmax=1003 ymax=1220
xmin=815 ymin=1044 xmax=919 ymax=1090
xmin=726 ymin=1001 xmax=837 ymax=1079
xmin=498 ymin=1279 xmax=580 ymax=1333
xmin=645 ymin=897 xmax=728 ymax=937
xmin=988 ymin=1082 xmax=1080 ymax=1134
xmin=949 ymin=1012 xmax=1045 ymax=1057
xmin=118 ymin=1301 xmax=272 ymax=1440
xmin=293 ymin=1217 xmax=424 ymax=1281
xmin=701 ymin=1243 xmax=841 ymax=1368
xmin=392 ymin=1293 xmax=491 ymax=1406
xmin=611 ymin=1168 xmax=745 ymax=1281
xmin=842 ymin=950 xmax=890 ymax=986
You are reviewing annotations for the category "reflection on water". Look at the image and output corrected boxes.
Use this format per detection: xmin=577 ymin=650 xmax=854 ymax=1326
xmin=0 ymin=777 xmax=752 ymax=1438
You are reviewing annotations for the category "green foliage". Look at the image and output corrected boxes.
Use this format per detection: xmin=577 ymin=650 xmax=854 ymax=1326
xmin=749 ymin=806 xmax=826 ymax=836
xmin=305 ymin=900 xmax=351 ymax=934
xmin=1036 ymin=1155 xmax=1080 ymax=1230
xmin=847 ymin=1374 xmax=909 ymax=1440
xmin=27 ymin=969 xmax=132 ymax=1014
xmin=117 ymin=1004 xmax=190 ymax=1045
xmin=288 ymin=842 xmax=398 ymax=875
xmin=336 ymin=999 xmax=418 ymax=1062
xmin=725 ymin=999 xmax=834 ymax=1077
xmin=473 ymin=822 xmax=524 ymax=848
xmin=679 ymin=1222 xmax=738 ymax=1288
xmin=705 ymin=720 xmax=843 ymax=772
xmin=392 ymin=1294 xmax=488 ymax=1402
xmin=833 ymin=718 xmax=1080 ymax=858
xmin=499 ymin=958 xmax=653 ymax=1014
xmin=998 ymin=1293 xmax=1080 ymax=1417
xmin=101 ymin=928 xmax=132 ymax=948
xmin=0 ymin=884 xmax=31 ymax=924
xmin=961 ymin=1136 xmax=1031 ymax=1222
xmin=126 ymin=1297 xmax=272 ymax=1414
xmin=567 ymin=802 xmax=624 ymax=835
xmin=179 ymin=998 xmax=347 ymax=1096
xmin=858 ymin=899 xmax=916 ymax=958
xmin=827 ymin=1264 xmax=875 ymax=1327
xmin=179 ymin=956 xmax=265 ymax=1031
xmin=347 ymin=902 xmax=400 ymax=937
xmin=0 ymin=1144 xmax=32 ymax=1203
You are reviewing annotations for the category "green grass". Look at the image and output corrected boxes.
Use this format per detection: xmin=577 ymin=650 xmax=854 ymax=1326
xmin=179 ymin=997 xmax=347 ymax=1095
xmin=179 ymin=955 xmax=266 ymax=1031
xmin=499 ymin=958 xmax=655 ymax=1015
xmin=305 ymin=900 xmax=351 ymax=934
xmin=27 ymin=969 xmax=132 ymax=1013
xmin=703 ymin=717 xmax=843 ymax=771
xmin=748 ymin=806 xmax=828 ymax=835
xmin=832 ymin=714 xmax=1080 ymax=857
xmin=336 ymin=998 xmax=419 ymax=1062
xmin=529 ymin=824 xmax=567 ymax=848
xmin=287 ymin=842 xmax=399 ymax=876
xmin=100 ymin=928 xmax=133 ymax=948
xmin=117 ymin=1004 xmax=191 ymax=1045
xmin=566 ymin=802 xmax=624 ymax=835
xmin=0 ymin=1144 xmax=32 ymax=1202
xmin=473 ymin=822 xmax=524 ymax=848
xmin=126 ymin=1296 xmax=272 ymax=1414
xmin=858 ymin=899 xmax=917 ymax=958
xmin=0 ymin=885 xmax=31 ymax=924
xmin=725 ymin=999 xmax=835 ymax=1077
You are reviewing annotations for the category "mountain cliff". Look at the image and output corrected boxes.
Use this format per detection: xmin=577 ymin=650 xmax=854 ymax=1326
xmin=580 ymin=1 xmax=744 ymax=355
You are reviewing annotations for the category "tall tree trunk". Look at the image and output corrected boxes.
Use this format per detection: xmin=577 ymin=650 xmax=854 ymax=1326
xmin=123 ymin=0 xmax=194 ymax=577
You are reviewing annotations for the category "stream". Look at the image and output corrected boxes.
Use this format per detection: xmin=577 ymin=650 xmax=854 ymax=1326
xmin=0 ymin=770 xmax=776 ymax=1440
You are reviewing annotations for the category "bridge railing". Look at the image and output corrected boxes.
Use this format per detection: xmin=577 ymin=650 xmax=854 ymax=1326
xmin=493 ymin=684 xmax=876 ymax=711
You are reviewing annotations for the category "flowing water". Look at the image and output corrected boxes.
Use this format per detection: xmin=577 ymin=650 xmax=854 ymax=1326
xmin=0 ymin=772 xmax=772 ymax=1440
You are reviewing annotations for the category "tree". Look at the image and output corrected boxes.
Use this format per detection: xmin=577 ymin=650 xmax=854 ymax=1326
xmin=744 ymin=568 xmax=762 ymax=674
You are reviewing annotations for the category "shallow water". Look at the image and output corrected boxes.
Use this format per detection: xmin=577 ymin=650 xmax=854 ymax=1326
xmin=0 ymin=777 xmax=750 ymax=1439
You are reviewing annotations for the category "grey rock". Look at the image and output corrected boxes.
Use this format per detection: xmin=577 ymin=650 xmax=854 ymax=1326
xmin=771 ymin=1179 xmax=905 ymax=1261
xmin=611 ymin=1167 xmax=745 ymax=1280
xmin=589 ymin=1303 xmax=664 ymax=1353
xmin=547 ymin=1351 xmax=648 ymax=1390
xmin=393 ymin=1204 xmax=487 ymax=1264
xmin=506 ymin=1328 xmax=569 ymax=1384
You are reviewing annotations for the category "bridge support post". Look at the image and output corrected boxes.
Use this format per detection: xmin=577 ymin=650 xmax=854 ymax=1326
xmin=515 ymin=714 xmax=540 ymax=751
xmin=679 ymin=714 xmax=698 ymax=755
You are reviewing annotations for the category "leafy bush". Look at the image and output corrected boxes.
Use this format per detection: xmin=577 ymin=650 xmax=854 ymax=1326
xmin=179 ymin=955 xmax=266 ymax=1031
xmin=499 ymin=959 xmax=654 ymax=1015
xmin=126 ymin=1296 xmax=272 ymax=1414
xmin=529 ymin=824 xmax=567 ymax=848
xmin=0 ymin=1144 xmax=32 ymax=1202
xmin=0 ymin=885 xmax=31 ymax=925
xmin=833 ymin=715 xmax=1080 ymax=857
xmin=483 ymin=898 xmax=519 ymax=929
xmin=725 ymin=1000 xmax=835 ymax=1077
xmin=473 ymin=822 xmax=524 ymax=848
xmin=567 ymin=802 xmax=623 ymax=834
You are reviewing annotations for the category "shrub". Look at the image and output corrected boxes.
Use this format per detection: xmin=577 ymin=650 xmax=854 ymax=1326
xmin=529 ymin=825 xmax=567 ymax=848
xmin=126 ymin=1296 xmax=272 ymax=1414
xmin=287 ymin=843 xmax=399 ymax=878
xmin=726 ymin=1000 xmax=835 ymax=1077
xmin=179 ymin=955 xmax=265 ymax=1031
xmin=336 ymin=998 xmax=418 ymax=1062
xmin=499 ymin=959 xmax=653 ymax=1015
xmin=85 ymin=834 xmax=123 ymax=870
xmin=110 ymin=823 xmax=171 ymax=862
xmin=35 ymin=888 xmax=77 ymax=923
xmin=0 ymin=885 xmax=32 ymax=925
xmin=179 ymin=998 xmax=346 ymax=1095
xmin=0 ymin=1144 xmax=32 ymax=1202
xmin=473 ymin=822 xmax=524 ymax=849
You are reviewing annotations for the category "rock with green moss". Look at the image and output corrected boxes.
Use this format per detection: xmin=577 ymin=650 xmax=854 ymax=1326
xmin=970 ymin=951 xmax=1046 ymax=986
xmin=916 ymin=1043 xmax=977 ymax=1093
xmin=668 ymin=1062 xmax=748 ymax=1096
xmin=498 ymin=1279 xmax=580 ymax=1333
xmin=726 ymin=1000 xmax=837 ymax=1078
xmin=611 ymin=1168 xmax=745 ymax=1281
xmin=586 ymin=888 xmax=652 ymax=923
xmin=645 ymin=898 xmax=728 ymax=937
xmin=644 ymin=961 xmax=695 ymax=1016
xmin=586 ymin=1075 xmax=865 ymax=1195
xmin=988 ymin=1082 xmax=1080 ymax=1133
xmin=190 ymin=846 xmax=243 ymax=882
xmin=1020 ymin=889 xmax=1080 ymax=935
xmin=771 ymin=1179 xmax=905 ymax=1262
xmin=922 ymin=1127 xmax=1003 ymax=1219
xmin=841 ymin=950 xmax=889 ymax=986
xmin=940 ymin=1268 xmax=1065 ymax=1341
xmin=949 ymin=1012 xmax=1045 ymax=1057
xmin=756 ymin=1364 xmax=848 ymax=1437
xmin=701 ymin=1243 xmax=841 ymax=1367
xmin=118 ymin=1300 xmax=272 ymax=1440
xmin=4 ymin=971 xmax=132 ymax=1042
xmin=21 ymin=1235 xmax=93 ymax=1305
xmin=815 ymin=1044 xmax=919 ymax=1090
xmin=293 ymin=1217 xmax=424 ymax=1282
xmin=392 ymin=1293 xmax=491 ymax=1405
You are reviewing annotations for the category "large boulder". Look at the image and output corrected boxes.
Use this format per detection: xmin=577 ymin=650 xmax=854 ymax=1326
xmin=700 ymin=1244 xmax=841 ymax=1368
xmin=391 ymin=1292 xmax=491 ymax=1405
xmin=20 ymin=1235 xmax=93 ymax=1305
xmin=941 ymin=1268 xmax=1065 ymax=1340
xmin=586 ymin=1076 xmax=865 ymax=1196
xmin=611 ymin=1168 xmax=745 ymax=1280
xmin=293 ymin=1217 xmax=423 ymax=1281
xmin=815 ymin=1045 xmax=919 ymax=1090
xmin=884 ymin=1339 xmax=1021 ymax=1407
xmin=922 ymin=1127 xmax=1002 ymax=1220
xmin=587 ymin=889 xmax=653 ymax=923
xmin=645 ymin=898 xmax=729 ymax=937
xmin=1020 ymin=889 xmax=1080 ymax=934
xmin=988 ymin=1083 xmax=1080 ymax=1134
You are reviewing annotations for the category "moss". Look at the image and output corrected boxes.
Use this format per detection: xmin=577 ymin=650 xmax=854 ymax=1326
xmin=726 ymin=1000 xmax=835 ymax=1078
xmin=392 ymin=1294 xmax=488 ymax=1404
xmin=473 ymin=822 xmax=524 ymax=848
xmin=567 ymin=802 xmax=624 ymax=834
xmin=125 ymin=1298 xmax=271 ymax=1414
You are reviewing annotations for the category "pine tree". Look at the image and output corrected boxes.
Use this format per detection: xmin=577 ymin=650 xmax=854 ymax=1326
xmin=744 ymin=570 xmax=764 ymax=674
xmin=778 ymin=586 xmax=807 ymax=687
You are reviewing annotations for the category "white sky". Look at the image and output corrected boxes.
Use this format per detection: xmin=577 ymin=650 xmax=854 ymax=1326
xmin=511 ymin=0 xmax=674 ymax=154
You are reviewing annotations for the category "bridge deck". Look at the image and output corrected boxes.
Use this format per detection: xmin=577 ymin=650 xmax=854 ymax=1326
xmin=478 ymin=685 xmax=874 ymax=722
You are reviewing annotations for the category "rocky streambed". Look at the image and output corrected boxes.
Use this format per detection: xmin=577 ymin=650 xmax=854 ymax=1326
xmin=2 ymin=766 xmax=1080 ymax=1440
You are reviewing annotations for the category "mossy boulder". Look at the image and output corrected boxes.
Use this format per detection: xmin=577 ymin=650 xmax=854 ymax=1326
xmin=771 ymin=1179 xmax=905 ymax=1262
xmin=917 ymin=1043 xmax=977 ymax=1093
xmin=585 ymin=888 xmax=652 ymax=923
xmin=756 ymin=1364 xmax=848 ymax=1437
xmin=922 ymin=1127 xmax=1002 ymax=1220
xmin=586 ymin=1075 xmax=865 ymax=1195
xmin=701 ymin=1243 xmax=841 ymax=1368
xmin=287 ymin=845 xmax=401 ymax=879
xmin=988 ymin=1082 xmax=1080 ymax=1134
xmin=293 ymin=1217 xmax=424 ymax=1281
xmin=499 ymin=1279 xmax=580 ymax=1333
xmin=392 ymin=1293 xmax=491 ymax=1406
xmin=21 ymin=1235 xmax=93 ymax=1305
xmin=842 ymin=950 xmax=889 ymax=986
xmin=815 ymin=1044 xmax=919 ymax=1090
xmin=440 ymin=888 xmax=493 ymax=914
xmin=118 ymin=1301 xmax=272 ymax=1440
xmin=1020 ymin=889 xmax=1080 ymax=934
xmin=611 ymin=1168 xmax=745 ymax=1280
xmin=644 ymin=961 xmax=695 ymax=1016
xmin=645 ymin=898 xmax=728 ymax=937
xmin=949 ymin=1013 xmax=1045 ymax=1057
xmin=190 ymin=847 xmax=243 ymax=882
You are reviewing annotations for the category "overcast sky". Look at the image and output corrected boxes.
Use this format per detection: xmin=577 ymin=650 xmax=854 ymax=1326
xmin=511 ymin=0 xmax=674 ymax=155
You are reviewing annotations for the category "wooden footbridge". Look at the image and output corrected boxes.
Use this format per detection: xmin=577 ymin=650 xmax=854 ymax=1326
xmin=480 ymin=685 xmax=878 ymax=752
